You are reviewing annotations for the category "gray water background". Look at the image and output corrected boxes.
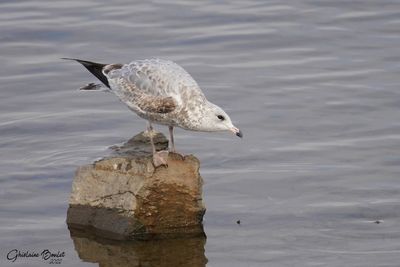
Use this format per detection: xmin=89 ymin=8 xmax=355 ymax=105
xmin=1 ymin=0 xmax=400 ymax=266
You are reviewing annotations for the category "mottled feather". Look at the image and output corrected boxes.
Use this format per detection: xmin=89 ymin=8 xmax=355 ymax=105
xmin=103 ymin=59 xmax=207 ymax=129
xmin=116 ymin=77 xmax=176 ymax=114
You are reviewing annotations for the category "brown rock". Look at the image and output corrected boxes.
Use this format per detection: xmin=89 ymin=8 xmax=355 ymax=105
xmin=67 ymin=132 xmax=206 ymax=240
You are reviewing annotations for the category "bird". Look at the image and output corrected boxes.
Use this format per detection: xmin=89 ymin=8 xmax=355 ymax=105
xmin=63 ymin=58 xmax=242 ymax=166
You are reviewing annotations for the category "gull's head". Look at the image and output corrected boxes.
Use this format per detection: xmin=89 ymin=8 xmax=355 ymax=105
xmin=199 ymin=102 xmax=243 ymax=138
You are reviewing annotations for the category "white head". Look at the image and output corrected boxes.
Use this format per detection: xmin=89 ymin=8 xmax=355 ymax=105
xmin=195 ymin=102 xmax=243 ymax=138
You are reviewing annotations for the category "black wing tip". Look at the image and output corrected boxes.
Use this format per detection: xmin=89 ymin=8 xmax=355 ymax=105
xmin=61 ymin=57 xmax=105 ymax=66
xmin=62 ymin=58 xmax=110 ymax=88
xmin=61 ymin=57 xmax=81 ymax=62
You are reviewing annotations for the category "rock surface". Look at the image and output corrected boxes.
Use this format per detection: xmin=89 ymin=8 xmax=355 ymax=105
xmin=67 ymin=132 xmax=206 ymax=240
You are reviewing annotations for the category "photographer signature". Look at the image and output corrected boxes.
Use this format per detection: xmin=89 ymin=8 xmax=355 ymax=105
xmin=6 ymin=249 xmax=65 ymax=264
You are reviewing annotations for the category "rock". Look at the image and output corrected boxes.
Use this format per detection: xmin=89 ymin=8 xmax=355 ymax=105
xmin=69 ymin=228 xmax=207 ymax=267
xmin=109 ymin=131 xmax=169 ymax=157
xmin=67 ymin=131 xmax=206 ymax=240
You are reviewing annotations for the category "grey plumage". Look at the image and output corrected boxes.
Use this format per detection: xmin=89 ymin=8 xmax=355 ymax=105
xmin=64 ymin=57 xmax=242 ymax=165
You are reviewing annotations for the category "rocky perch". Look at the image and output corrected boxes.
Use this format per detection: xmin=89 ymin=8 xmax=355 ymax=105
xmin=67 ymin=132 xmax=206 ymax=240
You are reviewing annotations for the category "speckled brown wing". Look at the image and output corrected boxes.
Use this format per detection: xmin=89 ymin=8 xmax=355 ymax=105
xmin=117 ymin=77 xmax=176 ymax=114
xmin=138 ymin=96 xmax=176 ymax=113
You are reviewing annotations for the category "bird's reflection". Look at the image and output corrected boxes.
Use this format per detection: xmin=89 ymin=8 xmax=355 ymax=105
xmin=69 ymin=228 xmax=207 ymax=267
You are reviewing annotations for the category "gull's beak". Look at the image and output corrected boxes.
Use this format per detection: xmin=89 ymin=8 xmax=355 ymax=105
xmin=230 ymin=127 xmax=243 ymax=138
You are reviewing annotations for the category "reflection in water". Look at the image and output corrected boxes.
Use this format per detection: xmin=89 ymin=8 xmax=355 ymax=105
xmin=2 ymin=0 xmax=400 ymax=266
xmin=69 ymin=228 xmax=207 ymax=267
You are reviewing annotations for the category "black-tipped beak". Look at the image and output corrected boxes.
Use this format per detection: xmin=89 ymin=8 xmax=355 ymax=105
xmin=230 ymin=126 xmax=243 ymax=138
xmin=231 ymin=127 xmax=243 ymax=138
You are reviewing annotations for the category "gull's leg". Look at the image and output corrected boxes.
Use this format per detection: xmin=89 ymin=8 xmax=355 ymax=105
xmin=168 ymin=126 xmax=176 ymax=153
xmin=146 ymin=122 xmax=156 ymax=154
xmin=147 ymin=121 xmax=168 ymax=167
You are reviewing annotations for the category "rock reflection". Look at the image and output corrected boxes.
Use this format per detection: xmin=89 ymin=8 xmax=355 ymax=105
xmin=69 ymin=228 xmax=207 ymax=267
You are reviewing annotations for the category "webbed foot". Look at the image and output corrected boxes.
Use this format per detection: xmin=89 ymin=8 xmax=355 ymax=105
xmin=153 ymin=150 xmax=169 ymax=167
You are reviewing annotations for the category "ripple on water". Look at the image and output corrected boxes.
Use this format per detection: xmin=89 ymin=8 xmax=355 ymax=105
xmin=1 ymin=0 xmax=400 ymax=266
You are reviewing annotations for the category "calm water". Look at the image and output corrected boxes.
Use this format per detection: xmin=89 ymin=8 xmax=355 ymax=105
xmin=1 ymin=0 xmax=400 ymax=266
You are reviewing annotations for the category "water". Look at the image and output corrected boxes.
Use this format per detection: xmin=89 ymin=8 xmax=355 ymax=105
xmin=1 ymin=0 xmax=400 ymax=266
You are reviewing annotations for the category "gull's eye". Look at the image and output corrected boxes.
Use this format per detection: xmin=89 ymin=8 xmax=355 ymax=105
xmin=217 ymin=115 xmax=225 ymax=121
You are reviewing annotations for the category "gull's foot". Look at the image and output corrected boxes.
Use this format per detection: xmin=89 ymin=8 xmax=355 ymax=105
xmin=153 ymin=150 xmax=169 ymax=167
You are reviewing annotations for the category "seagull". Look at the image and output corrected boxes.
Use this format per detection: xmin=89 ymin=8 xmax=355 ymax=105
xmin=63 ymin=58 xmax=242 ymax=166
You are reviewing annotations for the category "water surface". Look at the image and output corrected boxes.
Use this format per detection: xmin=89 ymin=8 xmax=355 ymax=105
xmin=1 ymin=0 xmax=400 ymax=266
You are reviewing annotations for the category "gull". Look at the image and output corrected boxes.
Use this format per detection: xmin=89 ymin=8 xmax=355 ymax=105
xmin=63 ymin=58 xmax=242 ymax=166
